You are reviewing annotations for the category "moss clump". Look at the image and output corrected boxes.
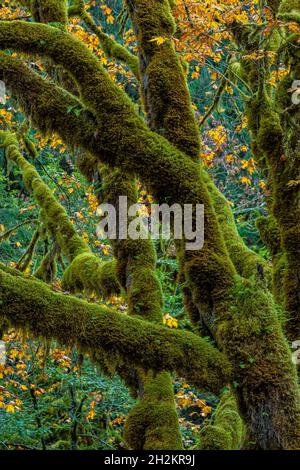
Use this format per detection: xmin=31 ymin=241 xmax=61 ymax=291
xmin=30 ymin=0 xmax=68 ymax=24
xmin=23 ymin=136 xmax=39 ymax=159
xmin=217 ymin=276 xmax=300 ymax=449
xmin=256 ymin=106 xmax=284 ymax=162
xmin=197 ymin=392 xmax=244 ymax=450
xmin=62 ymin=254 xmax=120 ymax=299
xmin=124 ymin=371 xmax=182 ymax=450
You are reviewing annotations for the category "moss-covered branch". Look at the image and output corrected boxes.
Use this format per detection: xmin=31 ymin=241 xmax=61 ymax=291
xmin=233 ymin=0 xmax=300 ymax=339
xmin=125 ymin=0 xmax=200 ymax=159
xmin=27 ymin=3 xmax=180 ymax=449
xmin=0 ymin=54 xmax=99 ymax=156
xmin=0 ymin=265 xmax=232 ymax=392
xmin=99 ymin=168 xmax=182 ymax=448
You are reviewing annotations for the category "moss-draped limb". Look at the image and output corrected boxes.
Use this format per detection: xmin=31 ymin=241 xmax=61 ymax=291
xmin=273 ymin=0 xmax=300 ymax=338
xmin=256 ymin=215 xmax=285 ymax=303
xmin=0 ymin=130 xmax=120 ymax=298
xmin=31 ymin=4 xmax=179 ymax=444
xmin=125 ymin=0 xmax=200 ymax=159
xmin=236 ymin=1 xmax=300 ymax=339
xmin=0 ymin=54 xmax=99 ymax=156
xmin=0 ymin=47 xmax=178 ymax=447
xmin=197 ymin=391 xmax=245 ymax=450
xmin=0 ymin=266 xmax=233 ymax=392
xmin=124 ymin=2 xmax=298 ymax=449
xmin=123 ymin=2 xmax=242 ymax=448
xmin=0 ymin=23 xmax=234 ymax=330
xmin=99 ymin=168 xmax=164 ymax=322
xmin=68 ymin=0 xmax=140 ymax=80
xmin=116 ymin=1 xmax=221 ymax=447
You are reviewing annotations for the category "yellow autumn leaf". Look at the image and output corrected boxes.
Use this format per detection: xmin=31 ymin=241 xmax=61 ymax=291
xmin=106 ymin=15 xmax=114 ymax=24
xmin=163 ymin=313 xmax=178 ymax=329
xmin=6 ymin=404 xmax=15 ymax=413
xmin=149 ymin=36 xmax=167 ymax=46
xmin=241 ymin=176 xmax=251 ymax=187
xmin=259 ymin=181 xmax=266 ymax=190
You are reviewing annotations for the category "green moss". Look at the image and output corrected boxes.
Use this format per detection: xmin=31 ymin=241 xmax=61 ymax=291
xmin=2 ymin=19 xmax=300 ymax=449
xmin=206 ymin=171 xmax=272 ymax=284
xmin=124 ymin=372 xmax=182 ymax=450
xmin=257 ymin=106 xmax=283 ymax=161
xmin=126 ymin=0 xmax=200 ymax=160
xmin=256 ymin=216 xmax=281 ymax=257
xmin=197 ymin=392 xmax=244 ymax=450
xmin=0 ymin=266 xmax=233 ymax=391
xmin=99 ymin=166 xmax=181 ymax=447
xmin=216 ymin=276 xmax=300 ymax=449
xmin=62 ymin=254 xmax=120 ymax=299
xmin=23 ymin=136 xmax=39 ymax=159
xmin=242 ymin=80 xmax=300 ymax=343
xmin=30 ymin=0 xmax=68 ymax=24
xmin=279 ymin=0 xmax=300 ymax=16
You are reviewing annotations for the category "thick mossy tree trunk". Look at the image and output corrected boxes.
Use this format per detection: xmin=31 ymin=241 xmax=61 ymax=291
xmin=0 ymin=0 xmax=299 ymax=449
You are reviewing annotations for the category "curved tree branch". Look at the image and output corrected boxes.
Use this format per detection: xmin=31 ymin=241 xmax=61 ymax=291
xmin=0 ymin=265 xmax=232 ymax=393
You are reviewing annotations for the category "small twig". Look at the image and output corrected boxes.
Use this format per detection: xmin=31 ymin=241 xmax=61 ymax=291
xmin=0 ymin=219 xmax=38 ymax=241
xmin=0 ymin=15 xmax=31 ymax=21
xmin=0 ymin=442 xmax=37 ymax=450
